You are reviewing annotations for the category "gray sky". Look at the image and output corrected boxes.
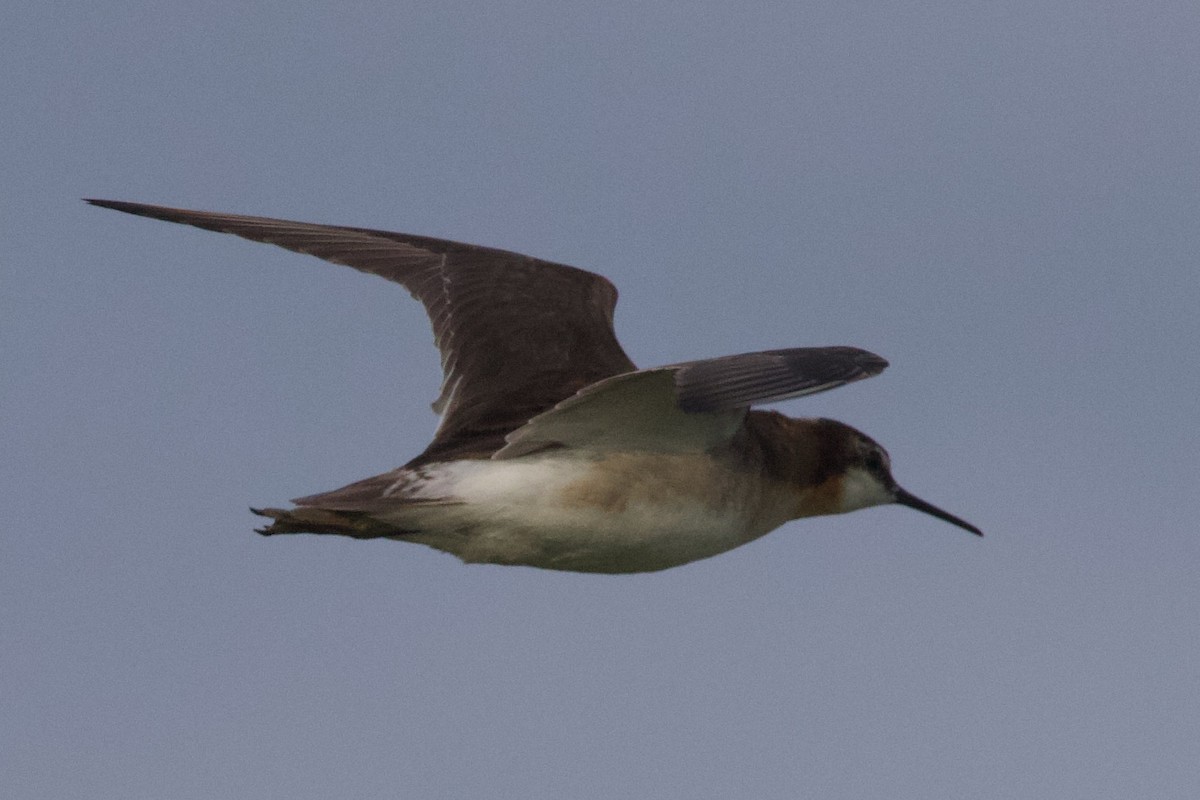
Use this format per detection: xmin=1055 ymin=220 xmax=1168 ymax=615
xmin=4 ymin=1 xmax=1199 ymax=797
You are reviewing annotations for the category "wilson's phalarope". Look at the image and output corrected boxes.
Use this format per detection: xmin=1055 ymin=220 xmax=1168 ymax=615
xmin=89 ymin=199 xmax=981 ymax=573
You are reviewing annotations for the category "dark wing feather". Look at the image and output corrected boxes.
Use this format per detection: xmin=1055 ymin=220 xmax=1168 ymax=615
xmin=86 ymin=199 xmax=636 ymax=463
xmin=672 ymin=347 xmax=888 ymax=412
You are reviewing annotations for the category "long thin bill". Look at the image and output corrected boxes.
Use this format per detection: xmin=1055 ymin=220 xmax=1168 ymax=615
xmin=893 ymin=487 xmax=983 ymax=536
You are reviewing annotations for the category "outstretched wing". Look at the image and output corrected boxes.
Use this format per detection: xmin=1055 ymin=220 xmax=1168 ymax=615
xmin=87 ymin=199 xmax=636 ymax=462
xmin=496 ymin=346 xmax=888 ymax=458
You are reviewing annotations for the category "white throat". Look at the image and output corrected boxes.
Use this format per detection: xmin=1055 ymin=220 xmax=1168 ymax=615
xmin=837 ymin=467 xmax=895 ymax=513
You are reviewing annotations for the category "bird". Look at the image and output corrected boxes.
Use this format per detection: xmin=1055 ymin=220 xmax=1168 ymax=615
xmin=87 ymin=198 xmax=982 ymax=573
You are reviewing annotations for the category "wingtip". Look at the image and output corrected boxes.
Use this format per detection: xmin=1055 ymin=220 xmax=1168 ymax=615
xmin=84 ymin=198 xmax=144 ymax=215
xmin=85 ymin=197 xmax=153 ymax=211
xmin=856 ymin=348 xmax=889 ymax=374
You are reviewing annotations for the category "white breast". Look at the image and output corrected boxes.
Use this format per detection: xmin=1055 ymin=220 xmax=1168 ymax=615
xmin=380 ymin=453 xmax=795 ymax=573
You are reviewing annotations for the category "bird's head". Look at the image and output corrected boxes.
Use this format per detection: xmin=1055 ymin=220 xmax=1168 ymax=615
xmin=825 ymin=421 xmax=983 ymax=536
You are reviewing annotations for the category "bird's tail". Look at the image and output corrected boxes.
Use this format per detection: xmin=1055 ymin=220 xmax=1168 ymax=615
xmin=251 ymin=506 xmax=400 ymax=539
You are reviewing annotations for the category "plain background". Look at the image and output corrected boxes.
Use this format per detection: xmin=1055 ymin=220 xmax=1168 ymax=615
xmin=4 ymin=1 xmax=1198 ymax=798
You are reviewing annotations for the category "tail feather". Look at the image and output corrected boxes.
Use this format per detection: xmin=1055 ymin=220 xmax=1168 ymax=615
xmin=251 ymin=507 xmax=406 ymax=539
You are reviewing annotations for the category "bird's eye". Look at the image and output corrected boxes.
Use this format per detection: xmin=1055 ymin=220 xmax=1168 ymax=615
xmin=864 ymin=451 xmax=884 ymax=473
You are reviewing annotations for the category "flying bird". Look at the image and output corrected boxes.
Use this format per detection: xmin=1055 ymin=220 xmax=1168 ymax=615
xmin=88 ymin=199 xmax=981 ymax=573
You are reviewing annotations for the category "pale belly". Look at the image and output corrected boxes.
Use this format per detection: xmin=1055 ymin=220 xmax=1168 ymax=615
xmin=381 ymin=453 xmax=796 ymax=573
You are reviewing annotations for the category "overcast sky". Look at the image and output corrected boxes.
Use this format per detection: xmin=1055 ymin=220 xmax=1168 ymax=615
xmin=4 ymin=1 xmax=1199 ymax=798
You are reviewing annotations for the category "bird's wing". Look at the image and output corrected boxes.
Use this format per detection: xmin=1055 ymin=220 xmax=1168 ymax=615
xmin=495 ymin=346 xmax=887 ymax=458
xmin=670 ymin=346 xmax=887 ymax=412
xmin=87 ymin=199 xmax=636 ymax=462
